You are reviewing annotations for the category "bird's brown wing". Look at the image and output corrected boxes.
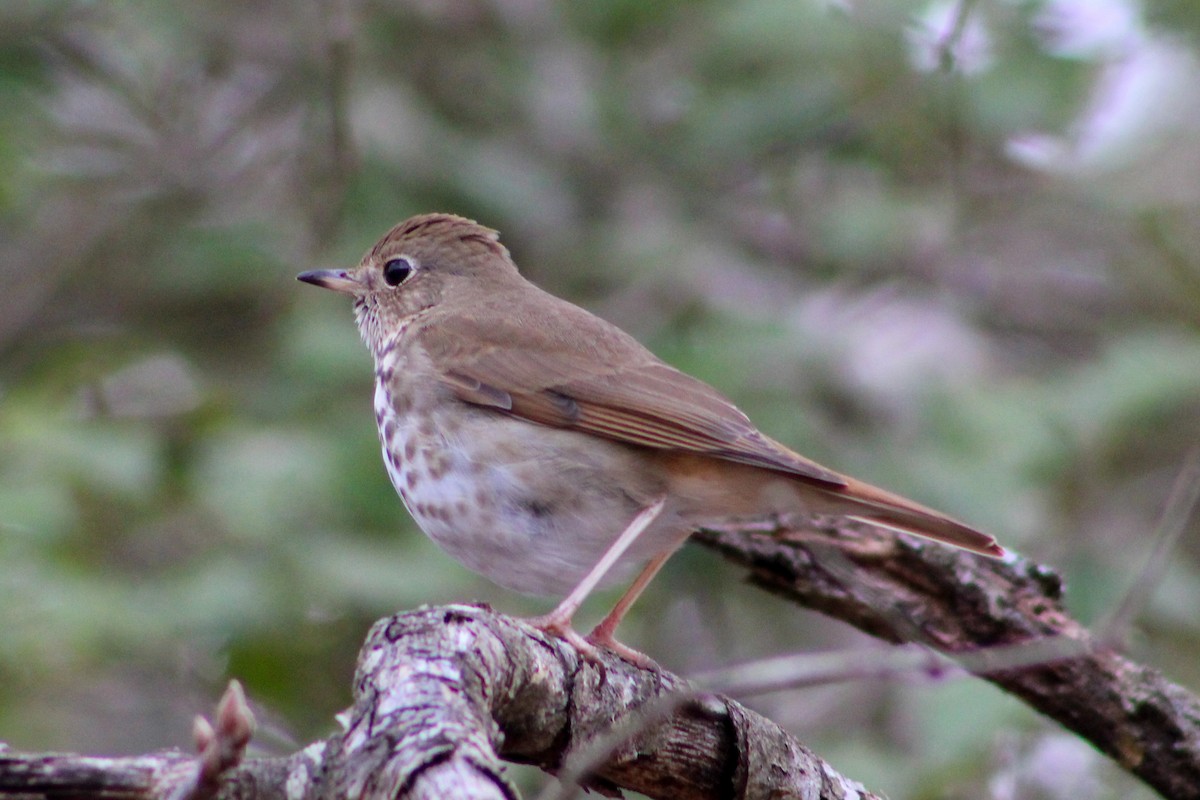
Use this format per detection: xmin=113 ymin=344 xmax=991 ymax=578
xmin=421 ymin=296 xmax=846 ymax=487
xmin=421 ymin=291 xmax=1004 ymax=558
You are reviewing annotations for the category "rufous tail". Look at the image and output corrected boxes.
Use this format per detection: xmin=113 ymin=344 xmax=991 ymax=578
xmin=819 ymin=475 xmax=1005 ymax=557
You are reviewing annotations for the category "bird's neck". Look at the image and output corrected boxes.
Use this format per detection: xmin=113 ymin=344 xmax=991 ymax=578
xmin=355 ymin=298 xmax=433 ymax=364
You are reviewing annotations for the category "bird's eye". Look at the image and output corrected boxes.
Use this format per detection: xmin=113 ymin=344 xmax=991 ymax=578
xmin=382 ymin=257 xmax=414 ymax=287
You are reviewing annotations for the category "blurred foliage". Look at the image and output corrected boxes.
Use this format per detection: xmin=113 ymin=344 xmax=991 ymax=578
xmin=1 ymin=0 xmax=1199 ymax=797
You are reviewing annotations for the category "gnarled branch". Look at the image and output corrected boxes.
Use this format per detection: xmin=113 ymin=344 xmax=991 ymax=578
xmin=695 ymin=517 xmax=1200 ymax=800
xmin=0 ymin=604 xmax=876 ymax=800
xmin=3 ymin=516 xmax=1198 ymax=799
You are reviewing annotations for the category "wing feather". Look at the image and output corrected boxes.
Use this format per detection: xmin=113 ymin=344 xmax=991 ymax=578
xmin=424 ymin=296 xmax=845 ymax=487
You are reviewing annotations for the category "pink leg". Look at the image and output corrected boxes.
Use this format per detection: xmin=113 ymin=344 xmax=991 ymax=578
xmin=529 ymin=497 xmax=667 ymax=659
xmin=586 ymin=531 xmax=690 ymax=667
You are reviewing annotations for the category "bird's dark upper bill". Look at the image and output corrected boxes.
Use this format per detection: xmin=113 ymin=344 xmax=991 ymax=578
xmin=297 ymin=269 xmax=361 ymax=294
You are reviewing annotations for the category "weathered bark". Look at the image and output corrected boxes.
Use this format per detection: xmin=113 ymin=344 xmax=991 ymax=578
xmin=314 ymin=606 xmax=871 ymax=799
xmin=2 ymin=516 xmax=1198 ymax=799
xmin=0 ymin=605 xmax=876 ymax=800
xmin=695 ymin=517 xmax=1200 ymax=800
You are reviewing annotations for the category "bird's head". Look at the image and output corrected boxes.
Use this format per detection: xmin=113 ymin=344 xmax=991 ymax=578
xmin=298 ymin=213 xmax=520 ymax=358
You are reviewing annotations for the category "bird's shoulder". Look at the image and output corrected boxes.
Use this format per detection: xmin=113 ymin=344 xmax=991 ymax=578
xmin=417 ymin=280 xmax=654 ymax=375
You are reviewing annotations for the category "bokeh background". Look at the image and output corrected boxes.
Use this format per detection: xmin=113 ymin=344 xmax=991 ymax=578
xmin=2 ymin=0 xmax=1200 ymax=797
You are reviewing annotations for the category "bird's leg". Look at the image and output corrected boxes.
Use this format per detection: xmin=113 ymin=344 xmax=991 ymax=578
xmin=585 ymin=530 xmax=690 ymax=666
xmin=529 ymin=496 xmax=667 ymax=660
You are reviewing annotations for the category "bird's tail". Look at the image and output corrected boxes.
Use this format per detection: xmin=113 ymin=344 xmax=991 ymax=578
xmin=811 ymin=474 xmax=1005 ymax=557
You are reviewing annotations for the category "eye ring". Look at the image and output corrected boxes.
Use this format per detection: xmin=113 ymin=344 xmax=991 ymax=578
xmin=382 ymin=257 xmax=414 ymax=287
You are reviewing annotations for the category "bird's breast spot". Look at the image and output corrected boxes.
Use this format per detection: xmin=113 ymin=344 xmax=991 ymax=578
xmin=373 ymin=382 xmax=391 ymax=422
xmin=517 ymin=497 xmax=554 ymax=518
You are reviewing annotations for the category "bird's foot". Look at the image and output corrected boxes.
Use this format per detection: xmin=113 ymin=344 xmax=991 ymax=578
xmin=585 ymin=626 xmax=659 ymax=671
xmin=528 ymin=611 xmax=658 ymax=670
xmin=527 ymin=610 xmax=609 ymax=665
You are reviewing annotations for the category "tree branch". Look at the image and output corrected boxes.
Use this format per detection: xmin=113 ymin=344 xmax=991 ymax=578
xmin=0 ymin=604 xmax=876 ymax=800
xmin=694 ymin=517 xmax=1200 ymax=800
xmin=3 ymin=516 xmax=1198 ymax=799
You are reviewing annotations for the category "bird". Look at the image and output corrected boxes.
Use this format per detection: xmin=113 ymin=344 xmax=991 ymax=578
xmin=298 ymin=212 xmax=1003 ymax=664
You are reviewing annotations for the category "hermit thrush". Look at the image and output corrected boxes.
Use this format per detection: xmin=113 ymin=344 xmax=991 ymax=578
xmin=298 ymin=213 xmax=1003 ymax=663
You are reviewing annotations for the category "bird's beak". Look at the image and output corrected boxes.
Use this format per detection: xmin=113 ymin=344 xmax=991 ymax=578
xmin=297 ymin=269 xmax=363 ymax=295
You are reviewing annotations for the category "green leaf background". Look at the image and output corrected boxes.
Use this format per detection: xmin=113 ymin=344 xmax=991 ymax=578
xmin=1 ymin=1 xmax=1198 ymax=796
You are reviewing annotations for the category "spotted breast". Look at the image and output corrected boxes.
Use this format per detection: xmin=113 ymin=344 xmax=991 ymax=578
xmin=371 ymin=334 xmax=679 ymax=596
